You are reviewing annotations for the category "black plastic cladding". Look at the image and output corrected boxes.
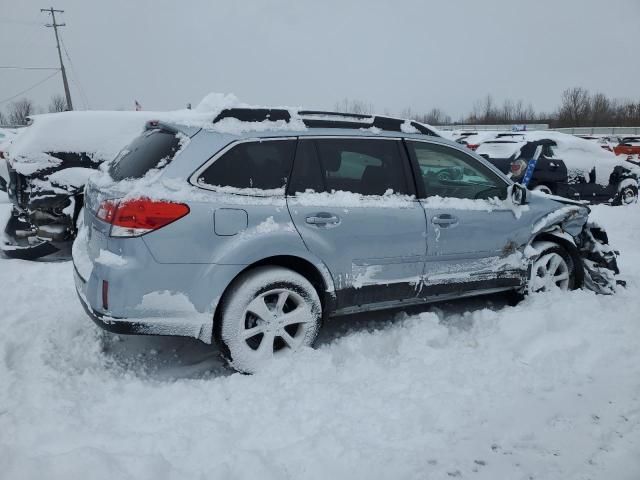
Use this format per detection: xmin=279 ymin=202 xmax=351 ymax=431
xmin=211 ymin=108 xmax=438 ymax=137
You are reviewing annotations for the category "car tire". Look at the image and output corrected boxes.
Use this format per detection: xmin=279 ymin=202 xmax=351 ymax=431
xmin=218 ymin=266 xmax=322 ymax=374
xmin=527 ymin=241 xmax=576 ymax=293
xmin=614 ymin=184 xmax=638 ymax=206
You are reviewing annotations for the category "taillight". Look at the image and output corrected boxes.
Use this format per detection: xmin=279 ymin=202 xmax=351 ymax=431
xmin=96 ymin=198 xmax=189 ymax=237
xmin=510 ymin=159 xmax=528 ymax=177
xmin=467 ymin=144 xmax=479 ymax=151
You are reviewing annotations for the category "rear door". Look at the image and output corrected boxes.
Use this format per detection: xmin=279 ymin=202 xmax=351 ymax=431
xmin=406 ymin=140 xmax=538 ymax=294
xmin=287 ymin=137 xmax=427 ymax=310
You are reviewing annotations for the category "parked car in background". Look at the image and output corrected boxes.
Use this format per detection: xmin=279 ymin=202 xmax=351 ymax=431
xmin=456 ymin=131 xmax=501 ymax=151
xmin=73 ymin=107 xmax=619 ymax=373
xmin=0 ymin=127 xmax=22 ymax=193
xmin=476 ymin=131 xmax=638 ymax=205
xmin=1 ymin=110 xmax=197 ymax=260
xmin=613 ymin=136 xmax=640 ymax=165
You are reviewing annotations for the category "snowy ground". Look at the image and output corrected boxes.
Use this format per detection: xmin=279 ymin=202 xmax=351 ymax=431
xmin=1 ymin=191 xmax=639 ymax=480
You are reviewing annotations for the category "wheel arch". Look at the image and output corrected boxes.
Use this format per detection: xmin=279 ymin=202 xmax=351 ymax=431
xmin=211 ymin=254 xmax=335 ymax=346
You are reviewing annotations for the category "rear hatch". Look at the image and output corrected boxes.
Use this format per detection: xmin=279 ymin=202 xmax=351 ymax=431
xmin=82 ymin=126 xmax=188 ymax=265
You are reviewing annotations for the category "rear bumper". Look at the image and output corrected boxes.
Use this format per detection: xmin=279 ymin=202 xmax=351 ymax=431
xmin=73 ymin=266 xmax=214 ymax=340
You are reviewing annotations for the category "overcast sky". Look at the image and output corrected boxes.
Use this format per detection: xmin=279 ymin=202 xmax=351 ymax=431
xmin=1 ymin=0 xmax=639 ymax=119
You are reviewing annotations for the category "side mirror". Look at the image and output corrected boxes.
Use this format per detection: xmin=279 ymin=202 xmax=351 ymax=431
xmin=510 ymin=183 xmax=527 ymax=205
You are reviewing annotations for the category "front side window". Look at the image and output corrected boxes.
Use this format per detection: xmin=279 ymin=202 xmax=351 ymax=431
xmin=314 ymin=138 xmax=410 ymax=196
xmin=408 ymin=141 xmax=508 ymax=200
xmin=198 ymin=139 xmax=296 ymax=193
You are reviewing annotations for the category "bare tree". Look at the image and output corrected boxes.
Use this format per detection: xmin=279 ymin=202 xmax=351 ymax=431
xmin=558 ymin=87 xmax=591 ymax=127
xmin=8 ymin=98 xmax=34 ymax=126
xmin=422 ymin=108 xmax=451 ymax=125
xmin=48 ymin=94 xmax=67 ymax=113
xmin=334 ymin=98 xmax=373 ymax=115
xmin=0 ymin=110 xmax=6 ymax=126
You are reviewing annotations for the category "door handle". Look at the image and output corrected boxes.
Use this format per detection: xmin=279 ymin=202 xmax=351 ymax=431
xmin=305 ymin=213 xmax=340 ymax=226
xmin=432 ymin=214 xmax=459 ymax=227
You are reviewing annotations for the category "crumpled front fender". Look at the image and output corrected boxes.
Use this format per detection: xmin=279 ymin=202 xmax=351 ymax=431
xmin=577 ymin=223 xmax=619 ymax=295
xmin=530 ymin=204 xmax=620 ymax=295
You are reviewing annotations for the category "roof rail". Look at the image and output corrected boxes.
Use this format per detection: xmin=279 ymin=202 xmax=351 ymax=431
xmin=211 ymin=108 xmax=438 ymax=136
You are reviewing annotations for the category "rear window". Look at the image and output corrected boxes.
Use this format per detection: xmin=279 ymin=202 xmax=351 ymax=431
xmin=109 ymin=129 xmax=180 ymax=181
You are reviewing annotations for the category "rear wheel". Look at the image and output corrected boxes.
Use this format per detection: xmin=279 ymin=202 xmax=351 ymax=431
xmin=218 ymin=266 xmax=322 ymax=373
xmin=527 ymin=242 xmax=576 ymax=293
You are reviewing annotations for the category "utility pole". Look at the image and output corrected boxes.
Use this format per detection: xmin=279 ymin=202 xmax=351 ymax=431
xmin=41 ymin=7 xmax=73 ymax=110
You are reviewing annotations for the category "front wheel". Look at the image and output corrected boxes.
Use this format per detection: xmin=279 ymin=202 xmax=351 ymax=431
xmin=527 ymin=242 xmax=576 ymax=293
xmin=218 ymin=266 xmax=322 ymax=373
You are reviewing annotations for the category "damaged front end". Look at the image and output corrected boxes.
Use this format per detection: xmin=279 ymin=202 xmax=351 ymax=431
xmin=2 ymin=160 xmax=91 ymax=259
xmin=530 ymin=201 xmax=620 ymax=295
xmin=577 ymin=224 xmax=620 ymax=294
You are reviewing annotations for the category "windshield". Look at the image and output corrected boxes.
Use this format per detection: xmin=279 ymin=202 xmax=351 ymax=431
xmin=109 ymin=129 xmax=181 ymax=181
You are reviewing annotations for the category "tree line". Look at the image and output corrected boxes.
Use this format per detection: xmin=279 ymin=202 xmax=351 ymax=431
xmin=1 ymin=88 xmax=639 ymax=128
xmin=0 ymin=94 xmax=67 ymax=126
xmin=335 ymin=87 xmax=640 ymax=127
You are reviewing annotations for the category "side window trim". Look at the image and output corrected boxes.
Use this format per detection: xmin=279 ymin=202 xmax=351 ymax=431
xmin=188 ymin=137 xmax=298 ymax=196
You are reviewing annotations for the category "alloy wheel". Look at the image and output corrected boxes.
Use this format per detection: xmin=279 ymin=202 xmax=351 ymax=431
xmin=530 ymin=251 xmax=571 ymax=292
xmin=240 ymin=288 xmax=314 ymax=360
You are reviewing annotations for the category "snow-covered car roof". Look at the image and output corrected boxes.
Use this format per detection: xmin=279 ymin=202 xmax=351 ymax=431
xmin=475 ymin=139 xmax=526 ymax=159
xmin=457 ymin=130 xmax=503 ymax=146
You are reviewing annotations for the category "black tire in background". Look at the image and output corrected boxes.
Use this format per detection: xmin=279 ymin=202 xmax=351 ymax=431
xmin=613 ymin=184 xmax=638 ymax=206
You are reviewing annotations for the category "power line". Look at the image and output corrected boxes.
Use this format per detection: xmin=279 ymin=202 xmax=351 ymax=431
xmin=41 ymin=7 xmax=73 ymax=110
xmin=0 ymin=70 xmax=60 ymax=106
xmin=0 ymin=66 xmax=60 ymax=71
xmin=60 ymin=37 xmax=90 ymax=109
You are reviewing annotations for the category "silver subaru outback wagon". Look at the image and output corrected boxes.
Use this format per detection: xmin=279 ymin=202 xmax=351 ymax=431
xmin=73 ymin=109 xmax=619 ymax=373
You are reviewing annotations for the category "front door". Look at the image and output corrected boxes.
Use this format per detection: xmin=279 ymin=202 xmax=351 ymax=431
xmin=287 ymin=137 xmax=427 ymax=310
xmin=406 ymin=140 xmax=539 ymax=295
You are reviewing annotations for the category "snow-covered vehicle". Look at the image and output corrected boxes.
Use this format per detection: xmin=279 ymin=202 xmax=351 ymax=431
xmin=0 ymin=127 xmax=22 ymax=193
xmin=73 ymin=107 xmax=619 ymax=374
xmin=476 ymin=131 xmax=639 ymax=205
xmin=1 ymin=110 xmax=195 ymax=260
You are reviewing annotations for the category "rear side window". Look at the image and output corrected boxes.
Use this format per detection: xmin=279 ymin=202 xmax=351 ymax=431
xmin=109 ymin=129 xmax=180 ymax=181
xmin=311 ymin=138 xmax=411 ymax=196
xmin=198 ymin=139 xmax=295 ymax=193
